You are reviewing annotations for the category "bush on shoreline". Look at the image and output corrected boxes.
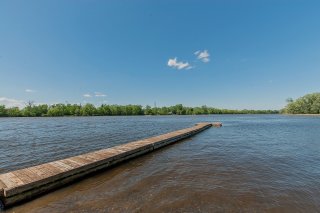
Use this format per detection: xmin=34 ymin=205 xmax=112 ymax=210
xmin=283 ymin=93 xmax=320 ymax=114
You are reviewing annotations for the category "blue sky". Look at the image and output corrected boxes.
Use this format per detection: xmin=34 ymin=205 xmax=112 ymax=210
xmin=1 ymin=0 xmax=320 ymax=109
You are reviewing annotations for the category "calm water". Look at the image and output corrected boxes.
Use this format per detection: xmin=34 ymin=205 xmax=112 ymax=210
xmin=1 ymin=115 xmax=320 ymax=212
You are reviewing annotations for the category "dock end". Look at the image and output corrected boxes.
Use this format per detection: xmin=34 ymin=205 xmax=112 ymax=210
xmin=212 ymin=122 xmax=222 ymax=127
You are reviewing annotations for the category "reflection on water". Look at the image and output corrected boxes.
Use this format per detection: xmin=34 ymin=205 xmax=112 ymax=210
xmin=1 ymin=115 xmax=320 ymax=212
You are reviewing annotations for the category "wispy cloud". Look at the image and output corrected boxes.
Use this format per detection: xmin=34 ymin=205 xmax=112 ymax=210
xmin=25 ymin=89 xmax=36 ymax=93
xmin=83 ymin=94 xmax=92 ymax=98
xmin=194 ymin=50 xmax=210 ymax=63
xmin=83 ymin=92 xmax=107 ymax=98
xmin=167 ymin=50 xmax=210 ymax=70
xmin=94 ymin=92 xmax=107 ymax=97
xmin=0 ymin=97 xmax=25 ymax=108
xmin=167 ymin=58 xmax=191 ymax=70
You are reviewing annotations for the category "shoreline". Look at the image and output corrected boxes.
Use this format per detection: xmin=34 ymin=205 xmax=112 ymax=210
xmin=0 ymin=113 xmax=280 ymax=118
xmin=283 ymin=114 xmax=320 ymax=116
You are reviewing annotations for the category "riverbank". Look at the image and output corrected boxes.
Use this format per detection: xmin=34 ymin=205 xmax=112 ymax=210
xmin=0 ymin=103 xmax=279 ymax=117
xmin=283 ymin=114 xmax=320 ymax=116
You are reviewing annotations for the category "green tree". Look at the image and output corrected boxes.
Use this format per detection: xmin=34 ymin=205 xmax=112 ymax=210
xmin=284 ymin=93 xmax=320 ymax=114
xmin=0 ymin=105 xmax=7 ymax=117
xmin=47 ymin=104 xmax=66 ymax=116
xmin=6 ymin=107 xmax=22 ymax=117
xmin=131 ymin=105 xmax=143 ymax=115
xmin=144 ymin=105 xmax=153 ymax=115
xmin=80 ymin=104 xmax=97 ymax=116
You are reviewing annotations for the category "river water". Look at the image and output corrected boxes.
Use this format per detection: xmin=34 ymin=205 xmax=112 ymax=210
xmin=1 ymin=115 xmax=320 ymax=212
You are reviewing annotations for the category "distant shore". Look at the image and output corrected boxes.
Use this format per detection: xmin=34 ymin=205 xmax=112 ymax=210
xmin=284 ymin=114 xmax=320 ymax=116
xmin=0 ymin=103 xmax=279 ymax=117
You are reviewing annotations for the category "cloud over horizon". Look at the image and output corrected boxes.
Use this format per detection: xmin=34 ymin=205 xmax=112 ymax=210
xmin=83 ymin=92 xmax=107 ymax=98
xmin=0 ymin=97 xmax=25 ymax=108
xmin=25 ymin=89 xmax=36 ymax=93
xmin=83 ymin=94 xmax=92 ymax=98
xmin=94 ymin=92 xmax=107 ymax=97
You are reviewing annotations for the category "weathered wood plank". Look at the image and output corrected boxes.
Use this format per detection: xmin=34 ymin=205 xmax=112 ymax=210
xmin=27 ymin=166 xmax=48 ymax=179
xmin=50 ymin=161 xmax=73 ymax=172
xmin=0 ymin=173 xmax=24 ymax=189
xmin=60 ymin=159 xmax=82 ymax=169
xmin=0 ymin=180 xmax=7 ymax=189
xmin=12 ymin=169 xmax=41 ymax=184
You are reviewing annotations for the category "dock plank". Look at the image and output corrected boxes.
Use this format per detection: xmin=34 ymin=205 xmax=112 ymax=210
xmin=0 ymin=173 xmax=24 ymax=189
xmin=12 ymin=170 xmax=41 ymax=184
xmin=50 ymin=161 xmax=74 ymax=172
xmin=28 ymin=166 xmax=52 ymax=179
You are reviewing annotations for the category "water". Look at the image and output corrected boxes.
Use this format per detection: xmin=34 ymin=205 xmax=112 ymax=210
xmin=1 ymin=115 xmax=320 ymax=212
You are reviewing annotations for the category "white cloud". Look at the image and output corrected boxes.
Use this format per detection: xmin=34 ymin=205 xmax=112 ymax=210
xmin=194 ymin=50 xmax=210 ymax=63
xmin=94 ymin=92 xmax=107 ymax=97
xmin=167 ymin=58 xmax=191 ymax=70
xmin=201 ymin=57 xmax=210 ymax=63
xmin=25 ymin=89 xmax=36 ymax=93
xmin=0 ymin=97 xmax=25 ymax=108
xmin=83 ymin=94 xmax=92 ymax=98
xmin=83 ymin=92 xmax=107 ymax=98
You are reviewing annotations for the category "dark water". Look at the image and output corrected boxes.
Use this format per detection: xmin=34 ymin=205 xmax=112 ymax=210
xmin=1 ymin=115 xmax=320 ymax=212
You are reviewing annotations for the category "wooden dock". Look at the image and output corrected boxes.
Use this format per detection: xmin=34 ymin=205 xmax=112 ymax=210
xmin=0 ymin=122 xmax=221 ymax=208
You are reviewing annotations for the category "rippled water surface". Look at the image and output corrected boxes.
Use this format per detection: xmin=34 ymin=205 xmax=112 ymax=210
xmin=1 ymin=115 xmax=320 ymax=212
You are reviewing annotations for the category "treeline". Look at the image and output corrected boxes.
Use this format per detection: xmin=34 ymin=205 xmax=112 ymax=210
xmin=0 ymin=103 xmax=278 ymax=117
xmin=283 ymin=93 xmax=320 ymax=114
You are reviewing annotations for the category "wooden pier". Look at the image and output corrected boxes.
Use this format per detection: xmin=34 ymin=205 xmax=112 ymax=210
xmin=0 ymin=122 xmax=221 ymax=208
